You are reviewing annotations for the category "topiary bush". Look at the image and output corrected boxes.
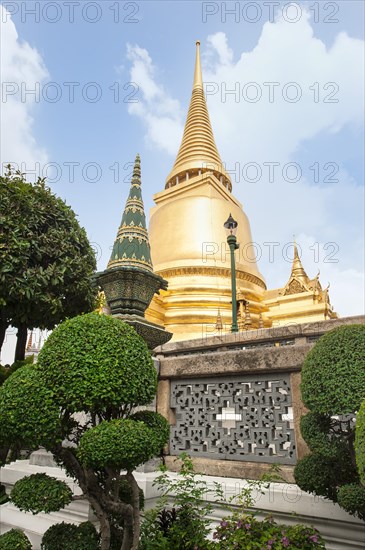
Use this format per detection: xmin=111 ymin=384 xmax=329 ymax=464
xmin=78 ymin=418 xmax=163 ymax=470
xmin=0 ymin=529 xmax=32 ymax=550
xmin=10 ymin=473 xmax=73 ymax=514
xmin=355 ymin=399 xmax=365 ymax=484
xmin=337 ymin=484 xmax=365 ymax=519
xmin=130 ymin=410 xmax=170 ymax=450
xmin=0 ymin=312 xmax=169 ymax=550
xmin=301 ymin=324 xmax=365 ymax=414
xmin=296 ymin=324 xmax=365 ymax=521
xmin=37 ymin=313 xmax=157 ymax=413
xmin=0 ymin=365 xmax=61 ymax=451
xmin=41 ymin=521 xmax=100 ymax=550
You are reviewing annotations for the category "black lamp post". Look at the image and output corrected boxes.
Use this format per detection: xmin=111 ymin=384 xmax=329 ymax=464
xmin=224 ymin=213 xmax=239 ymax=333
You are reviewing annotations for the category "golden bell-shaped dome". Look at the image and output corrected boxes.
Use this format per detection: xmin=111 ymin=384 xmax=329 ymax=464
xmin=147 ymin=41 xmax=266 ymax=340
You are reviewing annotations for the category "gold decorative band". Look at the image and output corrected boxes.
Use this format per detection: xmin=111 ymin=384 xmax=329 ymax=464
xmin=157 ymin=266 xmax=267 ymax=290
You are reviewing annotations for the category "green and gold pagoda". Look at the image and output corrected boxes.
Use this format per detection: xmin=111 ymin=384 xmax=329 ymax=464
xmin=96 ymin=154 xmax=172 ymax=349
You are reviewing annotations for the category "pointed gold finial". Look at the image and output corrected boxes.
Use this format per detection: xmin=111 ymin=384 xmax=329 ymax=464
xmin=193 ymin=41 xmax=203 ymax=90
xmin=165 ymin=41 xmax=232 ymax=191
xmin=291 ymin=240 xmax=309 ymax=281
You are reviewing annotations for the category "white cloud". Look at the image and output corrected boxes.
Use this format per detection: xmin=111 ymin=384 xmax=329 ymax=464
xmin=125 ymin=43 xmax=183 ymax=155
xmin=0 ymin=6 xmax=49 ymax=175
xmin=125 ymin=9 xmax=364 ymax=317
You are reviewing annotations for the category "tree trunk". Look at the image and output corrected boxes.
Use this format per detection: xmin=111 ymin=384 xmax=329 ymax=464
xmin=0 ymin=314 xmax=9 ymax=357
xmin=0 ymin=447 xmax=9 ymax=465
xmin=14 ymin=324 xmax=27 ymax=362
xmin=127 ymin=472 xmax=141 ymax=550
xmin=99 ymin=513 xmax=111 ymax=550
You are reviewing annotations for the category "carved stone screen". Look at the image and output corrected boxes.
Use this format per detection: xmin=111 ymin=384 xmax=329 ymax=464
xmin=170 ymin=374 xmax=296 ymax=464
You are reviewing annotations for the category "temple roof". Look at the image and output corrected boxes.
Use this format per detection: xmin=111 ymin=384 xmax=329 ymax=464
xmin=165 ymin=41 xmax=232 ymax=191
xmin=108 ymin=155 xmax=153 ymax=272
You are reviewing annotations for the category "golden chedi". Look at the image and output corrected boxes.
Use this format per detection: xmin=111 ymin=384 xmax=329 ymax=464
xmin=146 ymin=42 xmax=267 ymax=340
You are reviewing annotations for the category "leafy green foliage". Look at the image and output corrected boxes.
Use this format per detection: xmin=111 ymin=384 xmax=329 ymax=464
xmin=0 ymin=313 xmax=164 ymax=549
xmin=0 ymin=357 xmax=34 ymax=386
xmin=0 ymin=365 xmax=61 ymax=450
xmin=10 ymin=474 xmax=73 ymax=514
xmin=301 ymin=325 xmax=365 ymax=414
xmin=300 ymin=412 xmax=351 ymax=458
xmin=355 ymin=399 xmax=365 ymax=484
xmin=337 ymin=484 xmax=365 ymax=521
xmin=37 ymin=313 xmax=157 ymax=412
xmin=140 ymin=454 xmax=326 ymax=550
xmin=130 ymin=410 xmax=170 ymax=450
xmin=0 ymin=529 xmax=32 ymax=550
xmin=296 ymin=325 xmax=365 ymax=521
xmin=0 ymin=166 xmax=97 ymax=357
xmin=41 ymin=521 xmax=100 ymax=550
xmin=213 ymin=515 xmax=325 ymax=549
xmin=78 ymin=418 xmax=164 ymax=470
xmin=139 ymin=454 xmax=224 ymax=550
xmin=294 ymin=453 xmax=357 ymax=503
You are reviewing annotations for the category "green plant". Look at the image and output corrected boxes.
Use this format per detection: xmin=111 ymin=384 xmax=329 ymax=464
xmin=41 ymin=521 xmax=100 ymax=550
xmin=0 ymin=313 xmax=169 ymax=550
xmin=139 ymin=453 xmax=222 ymax=550
xmin=213 ymin=515 xmax=325 ymax=549
xmin=0 ymin=166 xmax=97 ymax=362
xmin=301 ymin=325 xmax=365 ymax=414
xmin=10 ymin=473 xmax=73 ymax=514
xmin=296 ymin=325 xmax=365 ymax=520
xmin=355 ymin=399 xmax=365 ymax=484
xmin=0 ymin=529 xmax=32 ymax=550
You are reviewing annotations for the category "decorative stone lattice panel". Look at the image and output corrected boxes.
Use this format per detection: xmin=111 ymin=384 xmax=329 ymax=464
xmin=170 ymin=374 xmax=296 ymax=464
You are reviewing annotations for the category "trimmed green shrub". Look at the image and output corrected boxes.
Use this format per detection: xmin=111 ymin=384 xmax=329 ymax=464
xmin=355 ymin=399 xmax=365 ymax=484
xmin=337 ymin=484 xmax=365 ymax=521
xmin=10 ymin=474 xmax=73 ymax=514
xmin=78 ymin=418 xmax=162 ymax=470
xmin=0 ymin=313 xmax=168 ymax=550
xmin=41 ymin=521 xmax=99 ymax=550
xmin=294 ymin=453 xmax=357 ymax=503
xmin=301 ymin=324 xmax=365 ymax=414
xmin=37 ymin=313 xmax=157 ymax=412
xmin=0 ymin=529 xmax=32 ymax=550
xmin=0 ymin=365 xmax=61 ymax=449
xmin=130 ymin=410 xmax=170 ymax=449
xmin=296 ymin=325 xmax=365 ymax=521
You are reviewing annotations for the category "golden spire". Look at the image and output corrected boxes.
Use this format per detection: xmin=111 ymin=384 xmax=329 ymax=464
xmin=291 ymin=241 xmax=310 ymax=282
xmin=165 ymin=41 xmax=232 ymax=191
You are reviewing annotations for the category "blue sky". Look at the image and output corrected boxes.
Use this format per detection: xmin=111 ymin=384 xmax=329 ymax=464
xmin=1 ymin=1 xmax=364 ymax=361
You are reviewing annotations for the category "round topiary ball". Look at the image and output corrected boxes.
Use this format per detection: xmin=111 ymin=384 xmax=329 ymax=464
xmin=130 ymin=410 xmax=170 ymax=449
xmin=10 ymin=474 xmax=73 ymax=515
xmin=0 ymin=529 xmax=32 ymax=550
xmin=355 ymin=399 xmax=365 ymax=484
xmin=41 ymin=521 xmax=99 ymax=550
xmin=37 ymin=313 xmax=157 ymax=412
xmin=0 ymin=365 xmax=61 ymax=449
xmin=301 ymin=325 xmax=365 ymax=414
xmin=337 ymin=483 xmax=365 ymax=521
xmin=78 ymin=418 xmax=162 ymax=470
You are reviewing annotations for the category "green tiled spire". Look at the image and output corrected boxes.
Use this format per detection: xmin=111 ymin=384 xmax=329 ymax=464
xmin=108 ymin=154 xmax=153 ymax=272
